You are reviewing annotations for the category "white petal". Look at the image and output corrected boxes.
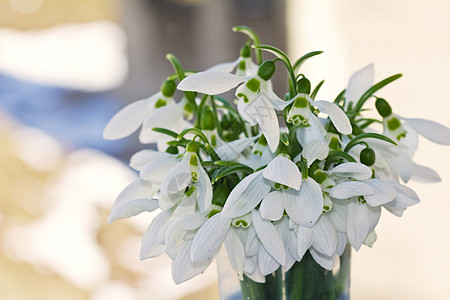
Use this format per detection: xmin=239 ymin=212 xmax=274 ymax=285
xmin=309 ymin=248 xmax=336 ymax=271
xmin=367 ymin=206 xmax=381 ymax=234
xmin=327 ymin=200 xmax=347 ymax=232
xmin=263 ymin=156 xmax=302 ymax=190
xmin=295 ymin=114 xmax=326 ymax=147
xmin=297 ymin=225 xmax=313 ymax=259
xmin=247 ymin=97 xmax=280 ymax=152
xmin=222 ymin=171 xmax=271 ymax=218
xmin=335 ymin=232 xmax=348 ymax=256
xmin=237 ymin=98 xmax=257 ymax=126
xmin=244 ymin=256 xmax=257 ymax=274
xmin=140 ymin=210 xmax=172 ymax=259
xmin=172 ymin=239 xmax=212 ymax=284
xmin=196 ymin=165 xmax=213 ymax=212
xmin=302 ymin=140 xmax=329 ymax=167
xmin=260 ymin=191 xmax=285 ymax=221
xmin=190 ymin=213 xmax=231 ymax=263
xmin=103 ymin=98 xmax=153 ymax=140
xmin=165 ymin=213 xmax=206 ymax=259
xmin=205 ymin=59 xmax=239 ymax=73
xmin=383 ymin=182 xmax=420 ymax=217
xmin=364 ymin=231 xmax=377 ymax=247
xmin=250 ymin=210 xmax=286 ymax=265
xmin=109 ymin=199 xmax=159 ymax=223
xmin=263 ymin=88 xmax=294 ymax=110
xmin=177 ymin=71 xmax=246 ymax=94
xmin=284 ymin=178 xmax=323 ymax=226
xmin=244 ymin=265 xmax=266 ymax=283
xmin=345 ymin=63 xmax=374 ymax=106
xmin=386 ymin=151 xmax=413 ymax=183
xmin=347 ymin=200 xmax=370 ymax=251
xmin=140 ymin=156 xmax=179 ymax=183
xmin=411 ymin=163 xmax=441 ymax=183
xmin=129 ymin=149 xmax=170 ymax=171
xmin=108 ymin=179 xmax=157 ymax=223
xmin=245 ymin=226 xmax=260 ymax=256
xmin=405 ymin=118 xmax=450 ymax=145
xmin=314 ymin=100 xmax=352 ymax=135
xmin=161 ymin=160 xmax=191 ymax=194
xmin=286 ymin=227 xmax=300 ymax=261
xmin=328 ymin=181 xmax=374 ymax=199
xmin=312 ymin=216 xmax=337 ymax=257
xmin=224 ymin=228 xmax=246 ymax=277
xmin=327 ymin=162 xmax=373 ymax=181
xmin=258 ymin=245 xmax=280 ymax=276
xmin=216 ymin=136 xmax=259 ymax=161
xmin=363 ymin=179 xmax=396 ymax=206
xmin=139 ymin=103 xmax=184 ymax=143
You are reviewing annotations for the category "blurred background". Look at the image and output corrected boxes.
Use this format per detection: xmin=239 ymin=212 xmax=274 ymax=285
xmin=0 ymin=0 xmax=449 ymax=299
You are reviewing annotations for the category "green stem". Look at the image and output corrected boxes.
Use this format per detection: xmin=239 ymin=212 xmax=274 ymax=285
xmin=166 ymin=53 xmax=198 ymax=112
xmin=240 ymin=268 xmax=284 ymax=300
xmin=252 ymin=44 xmax=297 ymax=97
xmin=232 ymin=25 xmax=263 ymax=65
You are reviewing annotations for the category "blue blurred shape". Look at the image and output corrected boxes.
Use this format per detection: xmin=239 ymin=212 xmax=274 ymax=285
xmin=0 ymin=72 xmax=132 ymax=158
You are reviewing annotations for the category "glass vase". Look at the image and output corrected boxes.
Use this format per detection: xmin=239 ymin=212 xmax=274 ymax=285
xmin=217 ymin=245 xmax=351 ymax=300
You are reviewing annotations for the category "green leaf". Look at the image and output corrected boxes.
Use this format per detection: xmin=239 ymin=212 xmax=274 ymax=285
xmin=177 ymin=128 xmax=210 ymax=144
xmin=344 ymin=133 xmax=397 ymax=152
xmin=293 ymin=51 xmax=323 ymax=73
xmin=351 ymin=74 xmax=403 ymax=115
xmin=310 ymin=80 xmax=325 ymax=100
xmin=333 ymin=89 xmax=346 ymax=104
xmin=212 ymin=165 xmax=254 ymax=184
xmin=152 ymin=127 xmax=179 ymax=139
xmin=166 ymin=53 xmax=197 ymax=110
xmin=324 ymin=150 xmax=357 ymax=170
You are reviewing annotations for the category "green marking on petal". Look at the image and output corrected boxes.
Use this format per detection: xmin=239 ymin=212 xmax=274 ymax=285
xmin=185 ymin=185 xmax=196 ymax=197
xmin=154 ymin=98 xmax=167 ymax=108
xmin=245 ymin=78 xmax=261 ymax=93
xmin=237 ymin=92 xmax=249 ymax=103
xmin=238 ymin=60 xmax=246 ymax=71
xmin=189 ymin=154 xmax=198 ymax=166
xmin=293 ymin=96 xmax=308 ymax=108
xmin=387 ymin=117 xmax=401 ymax=130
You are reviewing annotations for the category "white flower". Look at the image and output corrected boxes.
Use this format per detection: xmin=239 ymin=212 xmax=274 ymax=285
xmin=288 ymin=93 xmax=352 ymax=135
xmin=159 ymin=149 xmax=213 ymax=213
xmin=328 ymin=179 xmax=396 ymax=250
xmin=178 ymin=61 xmax=293 ymax=152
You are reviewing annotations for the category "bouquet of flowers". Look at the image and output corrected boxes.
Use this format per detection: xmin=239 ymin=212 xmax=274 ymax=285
xmin=104 ymin=26 xmax=450 ymax=299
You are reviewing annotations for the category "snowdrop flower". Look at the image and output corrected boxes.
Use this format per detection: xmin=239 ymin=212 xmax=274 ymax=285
xmin=288 ymin=93 xmax=352 ymax=136
xmin=293 ymin=214 xmax=338 ymax=270
xmin=190 ymin=210 xmax=286 ymax=281
xmin=159 ymin=142 xmax=213 ymax=214
xmin=205 ymin=43 xmax=258 ymax=76
xmin=328 ymin=179 xmax=396 ymax=250
xmin=104 ymin=80 xmax=175 ymax=141
xmin=178 ymin=60 xmax=293 ymax=152
xmin=375 ymin=97 xmax=450 ymax=182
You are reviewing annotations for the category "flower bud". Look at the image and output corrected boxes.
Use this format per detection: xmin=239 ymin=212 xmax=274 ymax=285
xmin=360 ymin=148 xmax=376 ymax=166
xmin=375 ymin=98 xmax=392 ymax=117
xmin=186 ymin=141 xmax=199 ymax=153
xmin=200 ymin=107 xmax=216 ymax=130
xmin=296 ymin=77 xmax=311 ymax=94
xmin=165 ymin=145 xmax=179 ymax=155
xmin=257 ymin=60 xmax=276 ymax=81
xmin=160 ymin=79 xmax=176 ymax=97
